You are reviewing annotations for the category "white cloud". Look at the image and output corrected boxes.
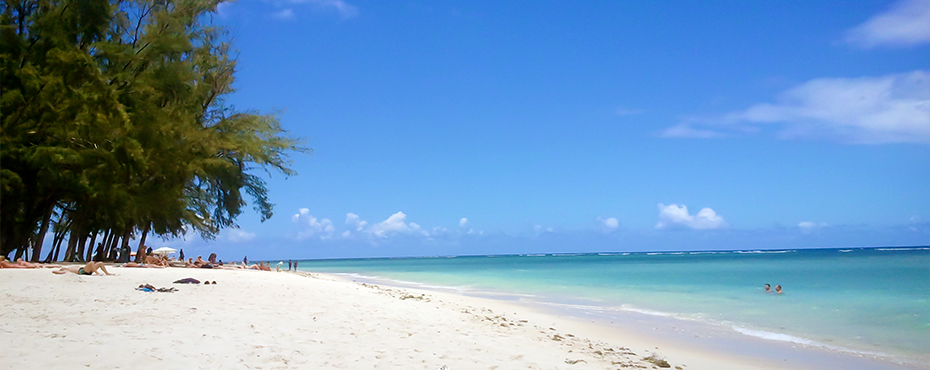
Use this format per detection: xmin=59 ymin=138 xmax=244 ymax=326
xmin=271 ymin=8 xmax=294 ymax=19
xmin=370 ymin=212 xmax=410 ymax=238
xmin=659 ymin=123 xmax=728 ymax=139
xmin=345 ymin=212 xmax=368 ymax=231
xmin=345 ymin=212 xmax=430 ymax=239
xmin=228 ymin=229 xmax=256 ymax=242
xmin=292 ymin=208 xmax=335 ymax=240
xmin=656 ymin=204 xmax=728 ymax=230
xmin=216 ymin=2 xmax=233 ymax=18
xmin=533 ymin=225 xmax=555 ymax=234
xmin=844 ymin=0 xmax=930 ymax=48
xmin=459 ymin=218 xmax=469 ymax=227
xmin=665 ymin=71 xmax=930 ymax=144
xmin=798 ymin=221 xmax=828 ymax=234
xmin=597 ymin=217 xmax=620 ymax=232
xmin=282 ymin=0 xmax=358 ymax=19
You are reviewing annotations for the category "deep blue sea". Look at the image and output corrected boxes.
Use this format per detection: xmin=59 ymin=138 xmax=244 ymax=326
xmin=295 ymin=247 xmax=930 ymax=366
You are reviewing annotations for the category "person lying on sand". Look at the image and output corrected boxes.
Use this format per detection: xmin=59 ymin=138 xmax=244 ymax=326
xmin=0 ymin=259 xmax=31 ymax=269
xmin=121 ymin=261 xmax=165 ymax=268
xmin=0 ymin=257 xmax=62 ymax=269
xmin=250 ymin=261 xmax=271 ymax=271
xmin=53 ymin=261 xmax=112 ymax=276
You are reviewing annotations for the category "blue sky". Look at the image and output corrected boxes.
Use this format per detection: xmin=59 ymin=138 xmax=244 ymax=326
xmin=162 ymin=0 xmax=928 ymax=260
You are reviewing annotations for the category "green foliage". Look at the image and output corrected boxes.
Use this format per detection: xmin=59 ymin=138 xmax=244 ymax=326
xmin=0 ymin=0 xmax=307 ymax=258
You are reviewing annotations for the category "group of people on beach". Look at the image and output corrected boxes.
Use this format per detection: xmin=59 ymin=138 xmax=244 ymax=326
xmin=764 ymin=283 xmax=783 ymax=294
xmin=1 ymin=249 xmax=279 ymax=275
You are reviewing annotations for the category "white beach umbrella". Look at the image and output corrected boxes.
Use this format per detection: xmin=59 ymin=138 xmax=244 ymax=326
xmin=151 ymin=247 xmax=178 ymax=255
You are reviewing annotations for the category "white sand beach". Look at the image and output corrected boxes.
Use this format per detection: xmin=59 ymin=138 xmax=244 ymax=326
xmin=0 ymin=267 xmax=829 ymax=370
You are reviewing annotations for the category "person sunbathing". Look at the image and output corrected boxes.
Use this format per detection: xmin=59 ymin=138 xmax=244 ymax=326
xmin=0 ymin=259 xmax=32 ymax=269
xmin=53 ymin=261 xmax=113 ymax=275
xmin=121 ymin=261 xmax=165 ymax=268
xmin=194 ymin=256 xmax=214 ymax=268
xmin=144 ymin=254 xmax=170 ymax=267
xmin=0 ymin=257 xmax=60 ymax=269
xmin=119 ymin=251 xmax=165 ymax=268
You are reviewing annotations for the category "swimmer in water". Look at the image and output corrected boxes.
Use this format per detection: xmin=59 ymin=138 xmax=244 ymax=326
xmin=775 ymin=284 xmax=783 ymax=294
xmin=764 ymin=283 xmax=772 ymax=292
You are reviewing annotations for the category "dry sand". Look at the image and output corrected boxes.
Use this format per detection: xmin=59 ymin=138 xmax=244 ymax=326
xmin=1 ymin=266 xmax=803 ymax=370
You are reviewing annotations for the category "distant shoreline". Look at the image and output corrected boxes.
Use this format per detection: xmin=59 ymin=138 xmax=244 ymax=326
xmin=264 ymin=245 xmax=930 ymax=262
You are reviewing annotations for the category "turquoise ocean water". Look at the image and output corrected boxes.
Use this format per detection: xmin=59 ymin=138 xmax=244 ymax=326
xmin=295 ymin=247 xmax=929 ymax=366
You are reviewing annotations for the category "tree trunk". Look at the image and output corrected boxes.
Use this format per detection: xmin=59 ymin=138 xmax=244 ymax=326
xmin=86 ymin=231 xmax=98 ymax=261
xmin=123 ymin=227 xmax=139 ymax=263
xmin=99 ymin=229 xmax=112 ymax=261
xmin=77 ymin=232 xmax=89 ymax=262
xmin=107 ymin=230 xmax=119 ymax=261
xmin=31 ymin=204 xmax=54 ymax=262
xmin=64 ymin=216 xmax=83 ymax=262
xmin=47 ymin=217 xmax=71 ymax=262
xmin=63 ymin=234 xmax=78 ymax=262
xmin=45 ymin=228 xmax=63 ymax=263
xmin=136 ymin=222 xmax=150 ymax=261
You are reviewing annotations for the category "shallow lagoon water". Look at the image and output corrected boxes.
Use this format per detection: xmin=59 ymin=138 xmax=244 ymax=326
xmin=296 ymin=247 xmax=930 ymax=366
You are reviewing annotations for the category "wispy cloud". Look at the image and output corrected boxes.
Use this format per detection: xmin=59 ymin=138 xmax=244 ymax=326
xmin=659 ymin=123 xmax=729 ymax=139
xmin=277 ymin=0 xmax=359 ymax=19
xmin=228 ymin=229 xmax=257 ymax=242
xmin=656 ymin=204 xmax=728 ymax=230
xmin=215 ymin=2 xmax=233 ymax=19
xmin=662 ymin=70 xmax=930 ymax=144
xmin=597 ymin=217 xmax=620 ymax=233
xmin=272 ymin=8 xmax=294 ymax=19
xmin=798 ymin=221 xmax=828 ymax=234
xmin=844 ymin=0 xmax=930 ymax=48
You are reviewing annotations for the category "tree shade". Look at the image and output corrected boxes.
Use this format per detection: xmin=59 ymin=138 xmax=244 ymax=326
xmin=0 ymin=0 xmax=307 ymax=261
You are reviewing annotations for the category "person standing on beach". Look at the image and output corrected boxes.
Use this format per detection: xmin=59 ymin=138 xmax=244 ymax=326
xmin=244 ymin=256 xmax=248 ymax=265
xmin=179 ymin=249 xmax=185 ymax=261
xmin=294 ymin=261 xmax=298 ymax=271
xmin=288 ymin=260 xmax=292 ymax=271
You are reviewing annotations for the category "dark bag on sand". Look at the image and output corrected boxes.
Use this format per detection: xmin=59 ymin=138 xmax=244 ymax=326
xmin=173 ymin=278 xmax=201 ymax=284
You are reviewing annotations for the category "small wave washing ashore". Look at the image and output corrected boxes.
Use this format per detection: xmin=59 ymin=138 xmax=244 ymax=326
xmin=297 ymin=246 xmax=930 ymax=368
